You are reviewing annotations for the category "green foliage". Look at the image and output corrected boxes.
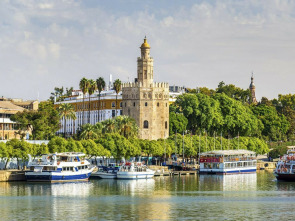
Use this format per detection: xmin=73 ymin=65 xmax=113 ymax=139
xmin=49 ymin=86 xmax=73 ymax=103
xmin=169 ymin=111 xmax=188 ymax=135
xmin=252 ymin=104 xmax=289 ymax=141
xmin=10 ymin=101 xmax=60 ymax=140
xmin=216 ymin=81 xmax=251 ymax=103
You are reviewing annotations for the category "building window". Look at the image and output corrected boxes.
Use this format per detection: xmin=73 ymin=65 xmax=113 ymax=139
xmin=145 ymin=102 xmax=148 ymax=106
xmin=112 ymin=110 xmax=116 ymax=118
xmin=165 ymin=121 xmax=168 ymax=129
xmin=134 ymin=102 xmax=135 ymax=107
xmin=120 ymin=102 xmax=122 ymax=107
xmin=143 ymin=120 xmax=149 ymax=129
xmin=157 ymin=102 xmax=159 ymax=107
xmin=120 ymin=110 xmax=122 ymax=115
xmin=112 ymin=102 xmax=115 ymax=108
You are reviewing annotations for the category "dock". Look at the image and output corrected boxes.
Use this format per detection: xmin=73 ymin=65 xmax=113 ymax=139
xmin=0 ymin=170 xmax=26 ymax=182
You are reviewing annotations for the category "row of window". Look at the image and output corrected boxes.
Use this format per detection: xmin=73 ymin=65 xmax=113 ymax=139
xmin=124 ymin=93 xmax=168 ymax=99
xmin=143 ymin=120 xmax=168 ymax=129
xmin=76 ymin=102 xmax=122 ymax=110
xmin=126 ymin=102 xmax=168 ymax=107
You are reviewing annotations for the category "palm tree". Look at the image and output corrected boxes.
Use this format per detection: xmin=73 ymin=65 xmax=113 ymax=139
xmin=80 ymin=124 xmax=99 ymax=140
xmin=96 ymin=77 xmax=105 ymax=122
xmin=102 ymin=118 xmax=116 ymax=134
xmin=115 ymin=116 xmax=138 ymax=138
xmin=57 ymin=103 xmax=76 ymax=138
xmin=113 ymin=79 xmax=122 ymax=117
xmin=79 ymin=77 xmax=89 ymax=125
xmin=88 ymin=79 xmax=97 ymax=124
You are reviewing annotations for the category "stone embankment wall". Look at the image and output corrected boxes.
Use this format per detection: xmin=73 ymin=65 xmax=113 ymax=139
xmin=0 ymin=170 xmax=26 ymax=182
xmin=257 ymin=161 xmax=277 ymax=170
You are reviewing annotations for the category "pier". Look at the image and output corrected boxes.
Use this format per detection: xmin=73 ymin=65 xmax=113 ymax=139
xmin=0 ymin=170 xmax=26 ymax=182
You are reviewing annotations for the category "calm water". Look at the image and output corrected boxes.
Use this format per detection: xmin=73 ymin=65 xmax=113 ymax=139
xmin=1 ymin=171 xmax=295 ymax=220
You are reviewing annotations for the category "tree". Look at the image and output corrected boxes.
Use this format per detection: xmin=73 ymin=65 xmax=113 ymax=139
xmin=79 ymin=124 xmax=100 ymax=140
xmin=115 ymin=116 xmax=138 ymax=138
xmin=79 ymin=77 xmax=89 ymax=125
xmin=11 ymin=101 xmax=60 ymax=140
xmin=169 ymin=111 xmax=188 ymax=135
xmin=57 ymin=103 xmax=76 ymax=138
xmin=48 ymin=137 xmax=68 ymax=153
xmin=252 ymin=104 xmax=289 ymax=141
xmin=216 ymin=81 xmax=251 ymax=103
xmin=49 ymin=86 xmax=73 ymax=103
xmin=113 ymin=79 xmax=122 ymax=117
xmin=88 ymin=79 xmax=97 ymax=124
xmin=96 ymin=77 xmax=106 ymax=122
xmin=214 ymin=93 xmax=262 ymax=137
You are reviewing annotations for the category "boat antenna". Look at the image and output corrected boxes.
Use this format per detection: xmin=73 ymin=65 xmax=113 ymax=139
xmin=214 ymin=131 xmax=216 ymax=150
xmin=221 ymin=131 xmax=223 ymax=150
xmin=238 ymin=132 xmax=240 ymax=150
xmin=182 ymin=131 xmax=185 ymax=164
xmin=198 ymin=132 xmax=201 ymax=164
xmin=228 ymin=133 xmax=230 ymax=150
xmin=205 ymin=130 xmax=207 ymax=151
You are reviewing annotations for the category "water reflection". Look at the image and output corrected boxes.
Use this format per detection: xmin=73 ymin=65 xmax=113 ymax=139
xmin=2 ymin=172 xmax=295 ymax=220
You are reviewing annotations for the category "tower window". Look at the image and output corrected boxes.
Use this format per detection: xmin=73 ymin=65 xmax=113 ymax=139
xmin=125 ymin=103 xmax=126 ymax=107
xmin=134 ymin=102 xmax=136 ymax=107
xmin=157 ymin=103 xmax=159 ymax=107
xmin=145 ymin=102 xmax=148 ymax=106
xmin=143 ymin=120 xmax=149 ymax=129
xmin=165 ymin=121 xmax=168 ymax=129
xmin=166 ymin=103 xmax=168 ymax=107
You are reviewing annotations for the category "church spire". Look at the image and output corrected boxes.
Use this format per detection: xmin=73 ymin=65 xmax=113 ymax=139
xmin=249 ymin=73 xmax=257 ymax=104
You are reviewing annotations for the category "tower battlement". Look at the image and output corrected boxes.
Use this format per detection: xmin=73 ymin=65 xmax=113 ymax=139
xmin=122 ymin=82 xmax=169 ymax=89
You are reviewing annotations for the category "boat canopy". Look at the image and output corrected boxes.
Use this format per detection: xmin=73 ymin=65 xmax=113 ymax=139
xmin=200 ymin=150 xmax=256 ymax=156
xmin=55 ymin=152 xmax=86 ymax=157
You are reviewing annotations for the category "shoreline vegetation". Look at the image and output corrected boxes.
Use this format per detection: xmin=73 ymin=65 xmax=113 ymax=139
xmin=5 ymin=80 xmax=295 ymax=166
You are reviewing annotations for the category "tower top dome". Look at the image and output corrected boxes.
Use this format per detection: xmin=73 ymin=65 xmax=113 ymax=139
xmin=140 ymin=36 xmax=150 ymax=48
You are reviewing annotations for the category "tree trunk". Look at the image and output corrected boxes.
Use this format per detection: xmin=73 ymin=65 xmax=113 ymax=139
xmin=98 ymin=92 xmax=101 ymax=122
xmin=116 ymin=94 xmax=118 ymax=117
xmin=4 ymin=158 xmax=9 ymax=170
xmin=89 ymin=95 xmax=91 ymax=124
xmin=82 ymin=95 xmax=85 ymax=125
xmin=64 ymin=117 xmax=66 ymax=138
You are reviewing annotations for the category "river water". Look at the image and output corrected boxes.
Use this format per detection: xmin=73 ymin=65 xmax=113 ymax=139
xmin=0 ymin=171 xmax=295 ymax=220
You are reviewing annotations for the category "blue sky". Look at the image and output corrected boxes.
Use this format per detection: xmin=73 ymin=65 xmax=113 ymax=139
xmin=1 ymin=0 xmax=295 ymax=100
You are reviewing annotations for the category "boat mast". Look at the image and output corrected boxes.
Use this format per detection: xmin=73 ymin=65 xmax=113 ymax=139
xmin=198 ymin=133 xmax=201 ymax=164
xmin=214 ymin=131 xmax=216 ymax=150
xmin=238 ymin=132 xmax=240 ymax=150
xmin=221 ymin=132 xmax=223 ymax=150
xmin=182 ymin=131 xmax=185 ymax=164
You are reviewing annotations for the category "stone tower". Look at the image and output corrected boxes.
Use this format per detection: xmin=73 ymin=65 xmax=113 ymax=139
xmin=249 ymin=74 xmax=257 ymax=104
xmin=122 ymin=37 xmax=169 ymax=140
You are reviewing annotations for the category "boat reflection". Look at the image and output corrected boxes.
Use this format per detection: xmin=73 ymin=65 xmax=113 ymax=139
xmin=199 ymin=173 xmax=257 ymax=191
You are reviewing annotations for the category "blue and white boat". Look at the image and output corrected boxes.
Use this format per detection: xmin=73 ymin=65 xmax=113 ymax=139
xmin=199 ymin=150 xmax=257 ymax=174
xmin=91 ymin=163 xmax=120 ymax=179
xmin=116 ymin=162 xmax=155 ymax=179
xmin=25 ymin=152 xmax=95 ymax=182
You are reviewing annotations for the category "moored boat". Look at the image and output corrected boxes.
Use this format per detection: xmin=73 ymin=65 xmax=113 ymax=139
xmin=116 ymin=162 xmax=155 ymax=179
xmin=25 ymin=152 xmax=95 ymax=182
xmin=91 ymin=163 xmax=120 ymax=179
xmin=199 ymin=150 xmax=257 ymax=174
xmin=274 ymin=146 xmax=295 ymax=181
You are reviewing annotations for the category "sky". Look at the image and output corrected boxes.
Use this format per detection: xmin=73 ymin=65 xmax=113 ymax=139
xmin=1 ymin=0 xmax=295 ymax=101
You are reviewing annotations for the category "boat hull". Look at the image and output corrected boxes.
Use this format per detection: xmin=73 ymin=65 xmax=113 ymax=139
xmin=275 ymin=173 xmax=295 ymax=181
xmin=117 ymin=171 xmax=155 ymax=179
xmin=25 ymin=172 xmax=92 ymax=182
xmin=199 ymin=168 xmax=256 ymax=175
xmin=91 ymin=172 xmax=117 ymax=179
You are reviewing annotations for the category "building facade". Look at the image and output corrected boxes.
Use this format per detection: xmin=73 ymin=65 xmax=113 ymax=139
xmin=55 ymin=90 xmax=122 ymax=136
xmin=122 ymin=37 xmax=169 ymax=140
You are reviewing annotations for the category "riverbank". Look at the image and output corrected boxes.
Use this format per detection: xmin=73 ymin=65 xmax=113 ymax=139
xmin=0 ymin=170 xmax=26 ymax=182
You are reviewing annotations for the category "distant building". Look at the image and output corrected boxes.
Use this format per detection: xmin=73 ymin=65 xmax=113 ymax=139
xmin=55 ymin=88 xmax=123 ymax=136
xmin=249 ymin=74 xmax=257 ymax=104
xmin=122 ymin=37 xmax=169 ymax=140
xmin=0 ymin=101 xmax=28 ymax=140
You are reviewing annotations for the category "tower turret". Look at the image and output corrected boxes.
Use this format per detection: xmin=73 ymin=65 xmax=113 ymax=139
xmin=249 ymin=73 xmax=257 ymax=104
xmin=137 ymin=37 xmax=154 ymax=86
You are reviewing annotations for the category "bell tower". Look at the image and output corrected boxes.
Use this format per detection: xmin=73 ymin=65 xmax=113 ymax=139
xmin=249 ymin=73 xmax=257 ymax=104
xmin=137 ymin=37 xmax=154 ymax=87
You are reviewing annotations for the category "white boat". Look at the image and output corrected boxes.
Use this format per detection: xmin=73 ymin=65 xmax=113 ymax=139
xmin=25 ymin=152 xmax=95 ymax=182
xmin=91 ymin=164 xmax=120 ymax=179
xmin=116 ymin=162 xmax=155 ymax=179
xmin=199 ymin=150 xmax=257 ymax=174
